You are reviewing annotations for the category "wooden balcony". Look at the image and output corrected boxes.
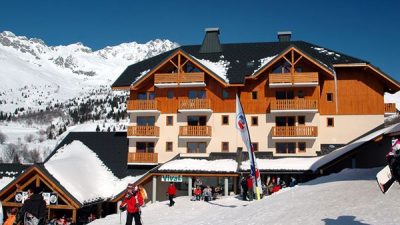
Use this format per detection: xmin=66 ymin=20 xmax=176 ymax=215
xmin=127 ymin=152 xmax=158 ymax=164
xmin=127 ymin=126 xmax=160 ymax=137
xmin=178 ymin=99 xmax=212 ymax=112
xmin=179 ymin=126 xmax=212 ymax=137
xmin=272 ymin=126 xmax=318 ymax=138
xmin=269 ymin=72 xmax=318 ymax=87
xmin=384 ymin=103 xmax=397 ymax=114
xmin=127 ymin=100 xmax=159 ymax=112
xmin=270 ymin=99 xmax=318 ymax=112
xmin=154 ymin=72 xmax=205 ymax=87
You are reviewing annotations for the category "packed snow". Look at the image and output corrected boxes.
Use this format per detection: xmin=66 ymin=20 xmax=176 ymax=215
xmin=89 ymin=167 xmax=400 ymax=225
xmin=159 ymin=159 xmax=237 ymax=172
xmin=192 ymin=56 xmax=230 ymax=82
xmin=44 ymin=141 xmax=142 ymax=204
xmin=252 ymin=55 xmax=277 ymax=74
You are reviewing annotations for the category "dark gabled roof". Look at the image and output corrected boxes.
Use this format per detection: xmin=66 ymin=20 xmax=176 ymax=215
xmin=46 ymin=132 xmax=146 ymax=179
xmin=0 ymin=163 xmax=29 ymax=178
xmin=112 ymin=40 xmax=368 ymax=87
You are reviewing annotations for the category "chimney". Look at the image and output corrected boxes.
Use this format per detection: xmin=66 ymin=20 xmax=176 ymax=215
xmin=199 ymin=28 xmax=222 ymax=53
xmin=277 ymin=31 xmax=292 ymax=42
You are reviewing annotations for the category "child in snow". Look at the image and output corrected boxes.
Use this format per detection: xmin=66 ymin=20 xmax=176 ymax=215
xmin=194 ymin=186 xmax=202 ymax=201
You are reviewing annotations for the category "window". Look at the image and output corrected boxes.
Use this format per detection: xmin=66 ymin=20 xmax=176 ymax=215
xmin=252 ymin=91 xmax=258 ymax=100
xmin=327 ymin=118 xmax=334 ymax=127
xmin=188 ymin=116 xmax=207 ymax=126
xmin=167 ymin=90 xmax=174 ymax=99
xmin=298 ymin=90 xmax=304 ymax=98
xmin=275 ymin=116 xmax=295 ymax=126
xmin=136 ymin=142 xmax=155 ymax=153
xmin=252 ymin=142 xmax=259 ymax=151
xmin=222 ymin=115 xmax=229 ymax=125
xmin=272 ymin=61 xmax=291 ymax=74
xmin=166 ymin=142 xmax=173 ymax=152
xmin=251 ymin=116 xmax=258 ymax=126
xmin=222 ymin=89 xmax=229 ymax=99
xmin=187 ymin=142 xmax=206 ymax=153
xmin=137 ymin=116 xmax=155 ymax=126
xmin=298 ymin=116 xmax=305 ymax=125
xmin=222 ymin=142 xmax=229 ymax=152
xmin=276 ymin=91 xmax=294 ymax=99
xmin=189 ymin=90 xmax=206 ymax=99
xmin=166 ymin=116 xmax=173 ymax=126
xmin=327 ymin=93 xmax=333 ymax=102
xmin=138 ymin=92 xmax=155 ymax=100
xmin=298 ymin=142 xmax=306 ymax=152
xmin=276 ymin=142 xmax=296 ymax=154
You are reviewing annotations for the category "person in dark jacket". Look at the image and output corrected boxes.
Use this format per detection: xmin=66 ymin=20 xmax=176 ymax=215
xmin=240 ymin=177 xmax=248 ymax=201
xmin=14 ymin=187 xmax=46 ymax=225
xmin=166 ymin=182 xmax=176 ymax=207
xmin=120 ymin=184 xmax=144 ymax=225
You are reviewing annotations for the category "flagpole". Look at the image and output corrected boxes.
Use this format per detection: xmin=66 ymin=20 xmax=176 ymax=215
xmin=236 ymin=93 xmax=262 ymax=200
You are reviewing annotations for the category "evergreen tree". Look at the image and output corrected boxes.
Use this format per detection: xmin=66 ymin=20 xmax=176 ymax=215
xmin=96 ymin=125 xmax=100 ymax=132
xmin=107 ymin=127 xmax=111 ymax=132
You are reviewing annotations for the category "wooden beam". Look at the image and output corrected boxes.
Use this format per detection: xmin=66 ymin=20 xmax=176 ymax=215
xmin=72 ymin=209 xmax=77 ymax=223
xmin=36 ymin=176 xmax=40 ymax=187
xmin=169 ymin=59 xmax=178 ymax=70
xmin=283 ymin=56 xmax=292 ymax=65
xmin=293 ymin=55 xmax=303 ymax=66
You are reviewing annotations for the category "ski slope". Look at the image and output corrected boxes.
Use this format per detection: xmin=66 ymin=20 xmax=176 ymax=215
xmin=89 ymin=167 xmax=400 ymax=225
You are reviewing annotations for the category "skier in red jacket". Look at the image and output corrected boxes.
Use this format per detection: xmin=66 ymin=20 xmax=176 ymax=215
xmin=247 ymin=175 xmax=254 ymax=201
xmin=120 ymin=184 xmax=144 ymax=225
xmin=166 ymin=182 xmax=176 ymax=206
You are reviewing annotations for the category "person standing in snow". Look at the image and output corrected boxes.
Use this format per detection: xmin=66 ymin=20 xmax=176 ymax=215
xmin=166 ymin=182 xmax=176 ymax=207
xmin=246 ymin=175 xmax=254 ymax=201
xmin=14 ymin=187 xmax=47 ymax=225
xmin=4 ymin=208 xmax=17 ymax=225
xmin=240 ymin=177 xmax=248 ymax=201
xmin=387 ymin=138 xmax=400 ymax=183
xmin=120 ymin=184 xmax=144 ymax=225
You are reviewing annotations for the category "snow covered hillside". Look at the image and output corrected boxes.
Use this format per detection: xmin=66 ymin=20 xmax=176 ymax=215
xmin=0 ymin=31 xmax=179 ymax=162
xmin=0 ymin=31 xmax=178 ymax=113
xmin=90 ymin=168 xmax=400 ymax=225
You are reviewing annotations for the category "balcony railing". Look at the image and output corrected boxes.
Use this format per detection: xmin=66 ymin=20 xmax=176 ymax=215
xmin=272 ymin=126 xmax=318 ymax=137
xmin=179 ymin=99 xmax=211 ymax=110
xmin=179 ymin=126 xmax=212 ymax=136
xmin=154 ymin=72 xmax=205 ymax=84
xmin=127 ymin=100 xmax=158 ymax=111
xmin=271 ymin=99 xmax=318 ymax=111
xmin=385 ymin=103 xmax=397 ymax=114
xmin=269 ymin=72 xmax=318 ymax=85
xmin=128 ymin=152 xmax=158 ymax=164
xmin=128 ymin=126 xmax=160 ymax=137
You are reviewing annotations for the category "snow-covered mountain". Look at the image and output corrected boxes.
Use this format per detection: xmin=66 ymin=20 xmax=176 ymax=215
xmin=0 ymin=31 xmax=179 ymax=113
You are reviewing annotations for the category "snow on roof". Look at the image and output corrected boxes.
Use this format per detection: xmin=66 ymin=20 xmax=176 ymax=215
xmin=241 ymin=123 xmax=399 ymax=172
xmin=240 ymin=157 xmax=321 ymax=171
xmin=44 ymin=141 xmax=141 ymax=204
xmin=311 ymin=46 xmax=341 ymax=60
xmin=0 ymin=177 xmax=15 ymax=191
xmin=252 ymin=55 xmax=277 ymax=75
xmin=191 ymin=55 xmax=230 ymax=83
xmin=159 ymin=159 xmax=237 ymax=172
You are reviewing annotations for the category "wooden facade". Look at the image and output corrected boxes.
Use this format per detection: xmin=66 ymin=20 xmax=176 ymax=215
xmin=127 ymin=152 xmax=158 ymax=164
xmin=272 ymin=126 xmax=318 ymax=137
xmin=179 ymin=126 xmax=212 ymax=136
xmin=128 ymin=125 xmax=160 ymax=137
xmin=0 ymin=166 xmax=81 ymax=223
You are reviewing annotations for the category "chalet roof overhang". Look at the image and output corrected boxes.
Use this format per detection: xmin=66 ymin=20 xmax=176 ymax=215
xmin=0 ymin=165 xmax=82 ymax=209
xmin=129 ymin=48 xmax=230 ymax=90
xmin=333 ymin=63 xmax=400 ymax=93
xmin=250 ymin=45 xmax=336 ymax=80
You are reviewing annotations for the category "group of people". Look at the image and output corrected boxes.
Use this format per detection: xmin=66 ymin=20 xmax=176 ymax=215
xmin=191 ymin=178 xmax=222 ymax=202
xmin=241 ymin=175 xmax=298 ymax=200
xmin=47 ymin=215 xmax=73 ymax=225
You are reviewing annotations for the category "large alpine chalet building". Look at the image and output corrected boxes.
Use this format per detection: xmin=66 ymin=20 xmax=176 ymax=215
xmin=112 ymin=29 xmax=399 ymax=165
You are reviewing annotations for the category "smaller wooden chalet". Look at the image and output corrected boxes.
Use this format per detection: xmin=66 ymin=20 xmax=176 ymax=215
xmin=0 ymin=132 xmax=144 ymax=224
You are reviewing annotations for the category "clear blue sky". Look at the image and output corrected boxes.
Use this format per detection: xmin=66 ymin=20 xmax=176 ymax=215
xmin=1 ymin=0 xmax=399 ymax=80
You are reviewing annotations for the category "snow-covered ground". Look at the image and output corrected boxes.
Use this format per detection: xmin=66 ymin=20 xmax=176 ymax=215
xmin=89 ymin=167 xmax=400 ymax=225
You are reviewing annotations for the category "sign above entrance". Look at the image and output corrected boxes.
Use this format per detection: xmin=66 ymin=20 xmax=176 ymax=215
xmin=161 ymin=175 xmax=183 ymax=182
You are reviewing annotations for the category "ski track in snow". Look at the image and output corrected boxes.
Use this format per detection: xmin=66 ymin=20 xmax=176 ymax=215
xmin=88 ymin=168 xmax=400 ymax=225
